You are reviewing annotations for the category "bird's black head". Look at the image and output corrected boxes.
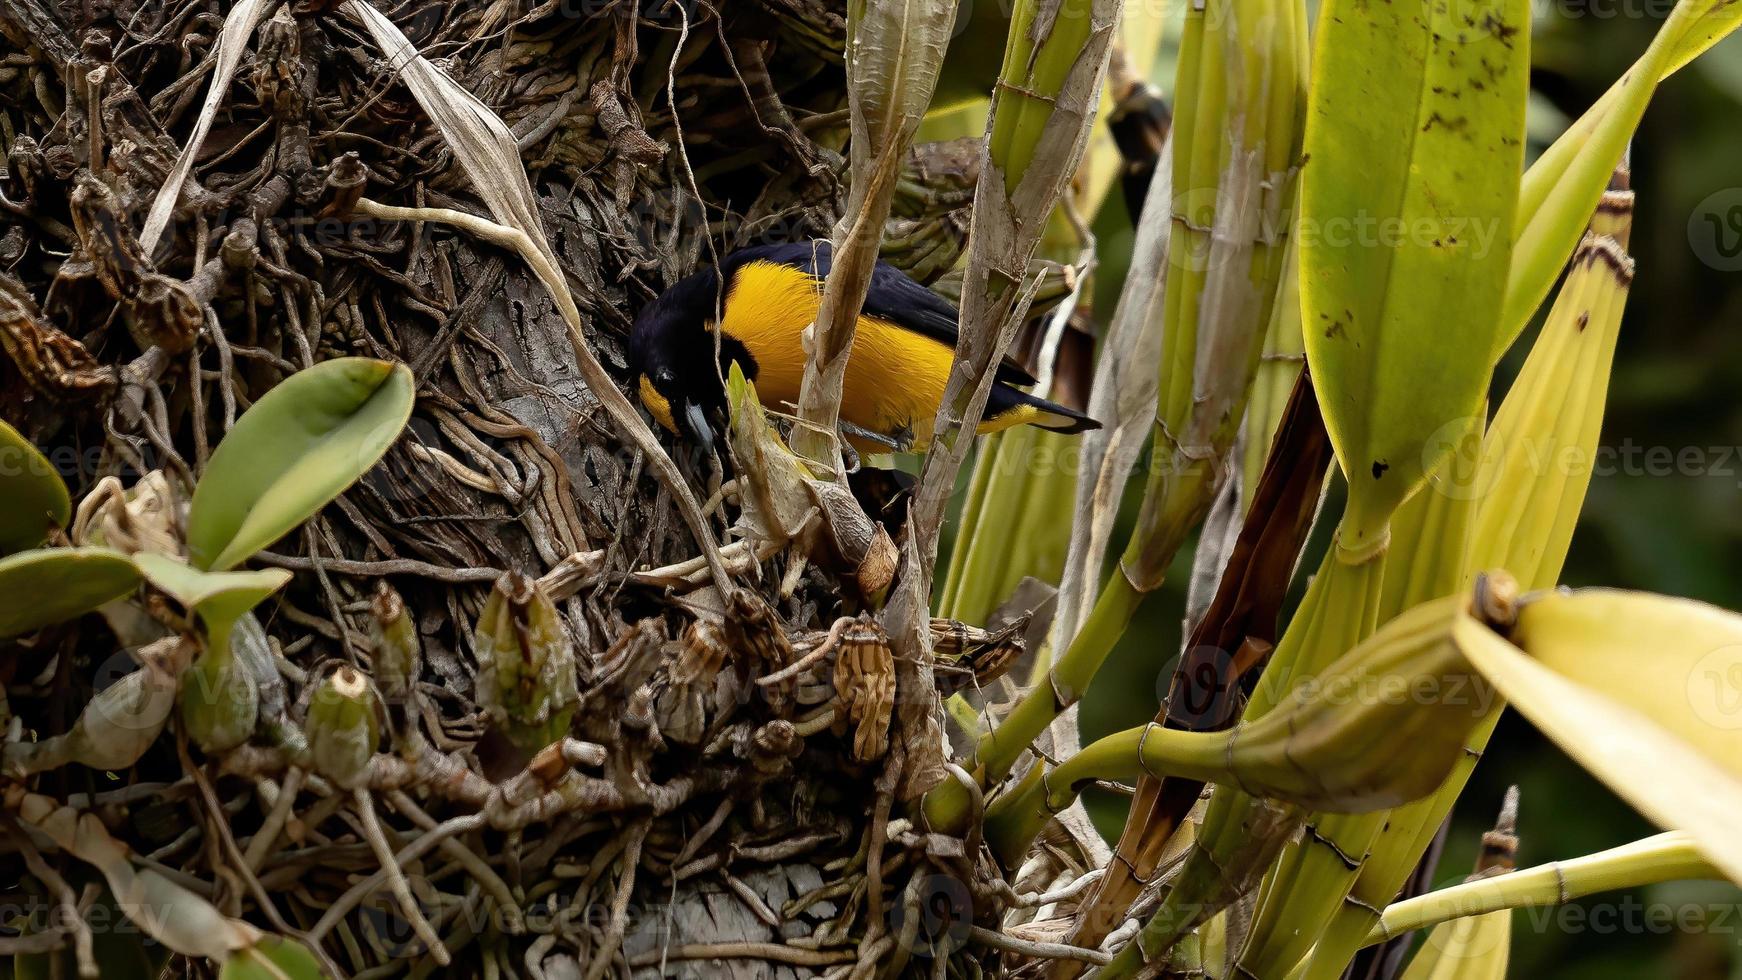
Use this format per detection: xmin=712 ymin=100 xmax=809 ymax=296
xmin=629 ymin=266 xmax=729 ymax=452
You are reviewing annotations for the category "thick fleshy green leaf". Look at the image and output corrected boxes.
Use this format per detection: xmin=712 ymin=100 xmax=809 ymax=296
xmin=0 ymin=419 xmax=69 ymax=554
xmin=0 ymin=548 xmax=140 ymax=638
xmin=1299 ymin=0 xmax=1528 ymax=556
xmin=188 ymin=358 xmax=414 ymax=571
xmin=219 ymin=935 xmax=326 ymax=980
xmin=1505 ymin=1 xmax=1742 ymax=349
xmin=134 ymin=553 xmax=289 ymax=644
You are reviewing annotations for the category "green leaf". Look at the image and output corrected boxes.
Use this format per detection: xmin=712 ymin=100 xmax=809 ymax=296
xmin=219 ymin=935 xmax=327 ymax=980
xmin=187 ymin=358 xmax=414 ymax=571
xmin=0 ymin=419 xmax=69 ymax=554
xmin=1397 ymin=908 xmax=1510 ymax=980
xmin=142 ymin=556 xmax=285 ymax=753
xmin=1504 ymin=0 xmax=1742 ymax=349
xmin=134 ymin=553 xmax=290 ymax=647
xmin=0 ymin=547 xmax=140 ymax=638
xmin=1299 ymin=0 xmax=1529 ymax=557
xmin=1661 ymin=0 xmax=1742 ymax=76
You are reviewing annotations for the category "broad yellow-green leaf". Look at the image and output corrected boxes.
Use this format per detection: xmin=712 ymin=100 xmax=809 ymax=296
xmin=1299 ymin=0 xmax=1528 ymax=557
xmin=0 ymin=547 xmax=140 ymax=637
xmin=1453 ymin=606 xmax=1742 ymax=883
xmin=0 ymin=419 xmax=69 ymax=554
xmin=219 ymin=935 xmax=327 ymax=980
xmin=1510 ymin=589 xmax=1742 ymax=770
xmin=1505 ymin=0 xmax=1742 ymax=348
xmin=134 ymin=553 xmax=290 ymax=646
xmin=187 ymin=358 xmax=414 ymax=571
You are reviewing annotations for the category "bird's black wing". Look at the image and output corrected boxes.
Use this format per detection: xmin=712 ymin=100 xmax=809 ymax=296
xmin=723 ymin=242 xmax=1040 ymax=388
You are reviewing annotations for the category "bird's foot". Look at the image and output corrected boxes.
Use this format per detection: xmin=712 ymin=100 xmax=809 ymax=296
xmin=839 ymin=419 xmax=912 ymax=455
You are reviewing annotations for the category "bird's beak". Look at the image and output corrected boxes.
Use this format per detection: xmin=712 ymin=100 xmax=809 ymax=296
xmin=682 ymin=399 xmax=716 ymax=454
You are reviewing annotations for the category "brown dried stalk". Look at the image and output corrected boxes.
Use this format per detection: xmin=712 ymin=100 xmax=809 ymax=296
xmin=791 ymin=0 xmax=953 ymax=466
xmin=884 ymin=0 xmax=1124 ymax=800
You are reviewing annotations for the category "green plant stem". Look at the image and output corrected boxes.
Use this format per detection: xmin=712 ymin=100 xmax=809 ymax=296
xmin=936 ymin=432 xmax=1007 ymax=620
xmin=939 ymin=427 xmax=1079 ymax=625
xmin=983 ymin=722 xmax=1231 ymax=865
xmin=1097 ymin=794 xmax=1300 ymax=979
xmin=1239 ymin=418 xmax=1481 ymax=978
xmin=924 ymin=569 xmax=1144 ymax=831
xmin=1302 ymin=705 xmax=1503 ymax=980
xmin=1094 ymin=541 xmax=1385 ymax=976
xmin=1361 ymin=833 xmax=1718 ymax=948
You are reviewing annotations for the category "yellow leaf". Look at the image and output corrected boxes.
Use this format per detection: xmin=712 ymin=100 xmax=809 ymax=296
xmin=1454 ymin=605 xmax=1742 ymax=883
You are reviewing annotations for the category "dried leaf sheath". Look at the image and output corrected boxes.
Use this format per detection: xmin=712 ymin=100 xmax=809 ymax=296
xmin=793 ymin=0 xmax=954 ymax=465
xmin=897 ymin=0 xmax=1123 ymax=803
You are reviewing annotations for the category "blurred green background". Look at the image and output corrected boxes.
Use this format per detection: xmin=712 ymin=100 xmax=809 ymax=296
xmin=1057 ymin=7 xmax=1742 ymax=980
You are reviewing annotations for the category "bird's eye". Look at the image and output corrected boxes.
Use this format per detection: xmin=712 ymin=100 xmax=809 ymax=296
xmin=655 ymin=368 xmax=675 ymax=385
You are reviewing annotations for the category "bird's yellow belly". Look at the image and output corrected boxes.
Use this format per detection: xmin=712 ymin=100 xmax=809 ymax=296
xmin=736 ymin=319 xmax=948 ymax=445
xmin=720 ymin=261 xmax=1030 ymax=452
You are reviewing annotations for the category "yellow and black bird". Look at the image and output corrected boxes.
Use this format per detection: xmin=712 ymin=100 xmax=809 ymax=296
xmin=629 ymin=242 xmax=1099 ymax=454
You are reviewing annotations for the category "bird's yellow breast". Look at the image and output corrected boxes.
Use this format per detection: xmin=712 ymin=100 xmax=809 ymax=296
xmin=639 ymin=374 xmax=677 ymax=434
xmin=720 ymin=260 xmax=1031 ymax=451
